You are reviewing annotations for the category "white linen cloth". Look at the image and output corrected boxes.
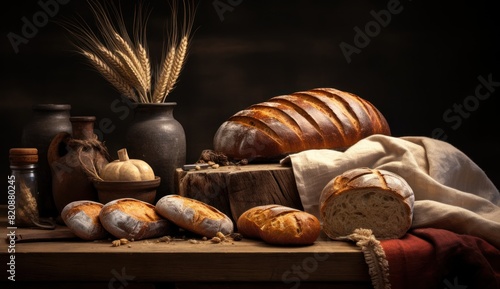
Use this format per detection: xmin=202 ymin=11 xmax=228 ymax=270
xmin=282 ymin=134 xmax=500 ymax=248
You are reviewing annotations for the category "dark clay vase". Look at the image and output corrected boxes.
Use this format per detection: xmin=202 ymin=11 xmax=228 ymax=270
xmin=48 ymin=116 xmax=110 ymax=215
xmin=21 ymin=104 xmax=72 ymax=218
xmin=126 ymin=103 xmax=186 ymax=201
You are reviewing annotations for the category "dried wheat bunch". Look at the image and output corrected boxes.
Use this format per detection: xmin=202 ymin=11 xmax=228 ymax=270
xmin=63 ymin=0 xmax=195 ymax=103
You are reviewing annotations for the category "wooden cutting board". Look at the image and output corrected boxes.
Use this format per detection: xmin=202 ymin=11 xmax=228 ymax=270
xmin=175 ymin=163 xmax=303 ymax=223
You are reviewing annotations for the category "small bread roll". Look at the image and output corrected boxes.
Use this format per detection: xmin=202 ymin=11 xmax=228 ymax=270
xmin=61 ymin=200 xmax=108 ymax=241
xmin=237 ymin=205 xmax=321 ymax=245
xmin=320 ymin=167 xmax=415 ymax=240
xmin=236 ymin=204 xmax=291 ymax=239
xmin=155 ymin=195 xmax=234 ymax=238
xmin=99 ymin=198 xmax=172 ymax=240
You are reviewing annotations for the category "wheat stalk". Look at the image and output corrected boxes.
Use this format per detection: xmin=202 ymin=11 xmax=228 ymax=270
xmin=116 ymin=50 xmax=148 ymax=101
xmin=96 ymin=44 xmax=139 ymax=90
xmin=153 ymin=46 xmax=176 ymax=103
xmin=137 ymin=43 xmax=151 ymax=94
xmin=113 ymin=32 xmax=149 ymax=100
xmin=82 ymin=50 xmax=138 ymax=102
xmin=63 ymin=0 xmax=195 ymax=103
xmin=162 ymin=36 xmax=188 ymax=102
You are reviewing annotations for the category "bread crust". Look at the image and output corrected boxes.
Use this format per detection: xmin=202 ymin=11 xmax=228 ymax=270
xmin=320 ymin=168 xmax=414 ymax=239
xmin=61 ymin=200 xmax=108 ymax=241
xmin=236 ymin=204 xmax=285 ymax=239
xmin=237 ymin=205 xmax=321 ymax=245
xmin=99 ymin=198 xmax=171 ymax=240
xmin=155 ymin=195 xmax=234 ymax=238
xmin=213 ymin=87 xmax=391 ymax=161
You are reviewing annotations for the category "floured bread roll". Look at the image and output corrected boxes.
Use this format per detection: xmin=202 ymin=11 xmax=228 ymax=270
xmin=61 ymin=200 xmax=108 ymax=241
xmin=99 ymin=198 xmax=172 ymax=240
xmin=155 ymin=195 xmax=233 ymax=238
xmin=320 ymin=167 xmax=414 ymax=239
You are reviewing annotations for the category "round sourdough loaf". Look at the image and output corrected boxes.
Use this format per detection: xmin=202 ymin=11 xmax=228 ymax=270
xmin=155 ymin=195 xmax=234 ymax=238
xmin=237 ymin=205 xmax=321 ymax=245
xmin=320 ymin=167 xmax=414 ymax=240
xmin=99 ymin=198 xmax=171 ymax=240
xmin=213 ymin=87 xmax=391 ymax=161
xmin=61 ymin=200 xmax=108 ymax=241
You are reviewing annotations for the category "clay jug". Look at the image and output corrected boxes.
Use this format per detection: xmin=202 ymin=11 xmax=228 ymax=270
xmin=48 ymin=116 xmax=111 ymax=215
xmin=125 ymin=103 xmax=186 ymax=201
xmin=21 ymin=104 xmax=72 ymax=218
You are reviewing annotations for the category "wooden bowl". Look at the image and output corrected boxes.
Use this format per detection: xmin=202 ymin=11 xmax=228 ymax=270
xmin=93 ymin=177 xmax=160 ymax=205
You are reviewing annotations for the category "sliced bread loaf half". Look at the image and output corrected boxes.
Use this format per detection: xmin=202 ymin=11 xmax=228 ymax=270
xmin=320 ymin=167 xmax=414 ymax=239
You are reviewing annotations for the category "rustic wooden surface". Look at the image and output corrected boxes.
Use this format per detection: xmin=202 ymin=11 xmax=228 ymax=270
xmin=176 ymin=164 xmax=303 ymax=222
xmin=0 ymin=205 xmax=371 ymax=287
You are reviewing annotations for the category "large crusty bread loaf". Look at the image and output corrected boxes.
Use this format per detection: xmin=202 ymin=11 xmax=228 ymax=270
xmin=155 ymin=195 xmax=234 ymax=238
xmin=213 ymin=87 xmax=390 ymax=161
xmin=99 ymin=198 xmax=172 ymax=240
xmin=320 ymin=168 xmax=414 ymax=240
xmin=237 ymin=205 xmax=321 ymax=245
xmin=61 ymin=200 xmax=109 ymax=241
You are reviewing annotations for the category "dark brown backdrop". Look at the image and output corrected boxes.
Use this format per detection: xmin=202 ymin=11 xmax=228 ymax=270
xmin=2 ymin=0 xmax=499 ymax=205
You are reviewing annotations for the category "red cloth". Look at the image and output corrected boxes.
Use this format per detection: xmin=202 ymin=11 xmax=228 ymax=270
xmin=381 ymin=228 xmax=500 ymax=289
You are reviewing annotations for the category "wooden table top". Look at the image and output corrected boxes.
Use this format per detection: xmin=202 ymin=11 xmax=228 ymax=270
xmin=0 ymin=205 xmax=370 ymax=284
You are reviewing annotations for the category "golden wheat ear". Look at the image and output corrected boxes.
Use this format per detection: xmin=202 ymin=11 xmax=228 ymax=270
xmin=81 ymin=50 xmax=139 ymax=102
xmin=162 ymin=36 xmax=188 ymax=102
xmin=153 ymin=46 xmax=176 ymax=103
xmin=153 ymin=0 xmax=197 ymax=103
xmin=62 ymin=0 xmax=195 ymax=103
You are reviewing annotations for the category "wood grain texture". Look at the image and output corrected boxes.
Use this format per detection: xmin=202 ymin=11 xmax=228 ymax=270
xmin=0 ymin=206 xmax=370 ymax=284
xmin=176 ymin=164 xmax=303 ymax=223
xmin=4 ymin=241 xmax=369 ymax=282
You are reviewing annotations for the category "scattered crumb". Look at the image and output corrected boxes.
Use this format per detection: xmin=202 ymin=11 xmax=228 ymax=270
xmin=159 ymin=236 xmax=172 ymax=243
xmin=216 ymin=232 xmax=226 ymax=240
xmin=110 ymin=232 xmax=243 ymax=248
xmin=211 ymin=237 xmax=222 ymax=243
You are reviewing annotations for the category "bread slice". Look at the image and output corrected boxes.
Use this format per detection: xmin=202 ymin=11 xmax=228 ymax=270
xmin=155 ymin=195 xmax=234 ymax=238
xmin=320 ymin=168 xmax=414 ymax=239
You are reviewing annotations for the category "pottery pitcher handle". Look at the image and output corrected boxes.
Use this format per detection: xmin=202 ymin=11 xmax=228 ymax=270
xmin=47 ymin=132 xmax=71 ymax=173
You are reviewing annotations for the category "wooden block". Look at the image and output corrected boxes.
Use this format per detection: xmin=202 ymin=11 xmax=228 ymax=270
xmin=175 ymin=164 xmax=303 ymax=223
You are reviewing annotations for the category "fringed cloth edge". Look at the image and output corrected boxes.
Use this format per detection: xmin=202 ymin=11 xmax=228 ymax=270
xmin=337 ymin=228 xmax=391 ymax=289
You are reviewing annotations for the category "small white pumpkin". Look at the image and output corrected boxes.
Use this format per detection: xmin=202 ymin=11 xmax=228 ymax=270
xmin=100 ymin=148 xmax=155 ymax=181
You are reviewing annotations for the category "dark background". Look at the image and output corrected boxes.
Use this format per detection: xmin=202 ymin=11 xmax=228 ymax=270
xmin=2 ymin=0 xmax=499 ymax=205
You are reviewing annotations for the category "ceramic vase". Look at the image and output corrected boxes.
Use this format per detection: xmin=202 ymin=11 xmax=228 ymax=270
xmin=48 ymin=116 xmax=110 ymax=215
xmin=125 ymin=103 xmax=186 ymax=201
xmin=21 ymin=104 xmax=72 ymax=218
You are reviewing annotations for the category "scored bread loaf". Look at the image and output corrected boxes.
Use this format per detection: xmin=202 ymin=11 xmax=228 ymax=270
xmin=99 ymin=198 xmax=172 ymax=240
xmin=213 ymin=87 xmax=390 ymax=161
xmin=320 ymin=167 xmax=414 ymax=240
xmin=155 ymin=195 xmax=234 ymax=238
xmin=61 ymin=200 xmax=109 ymax=241
xmin=237 ymin=205 xmax=321 ymax=245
